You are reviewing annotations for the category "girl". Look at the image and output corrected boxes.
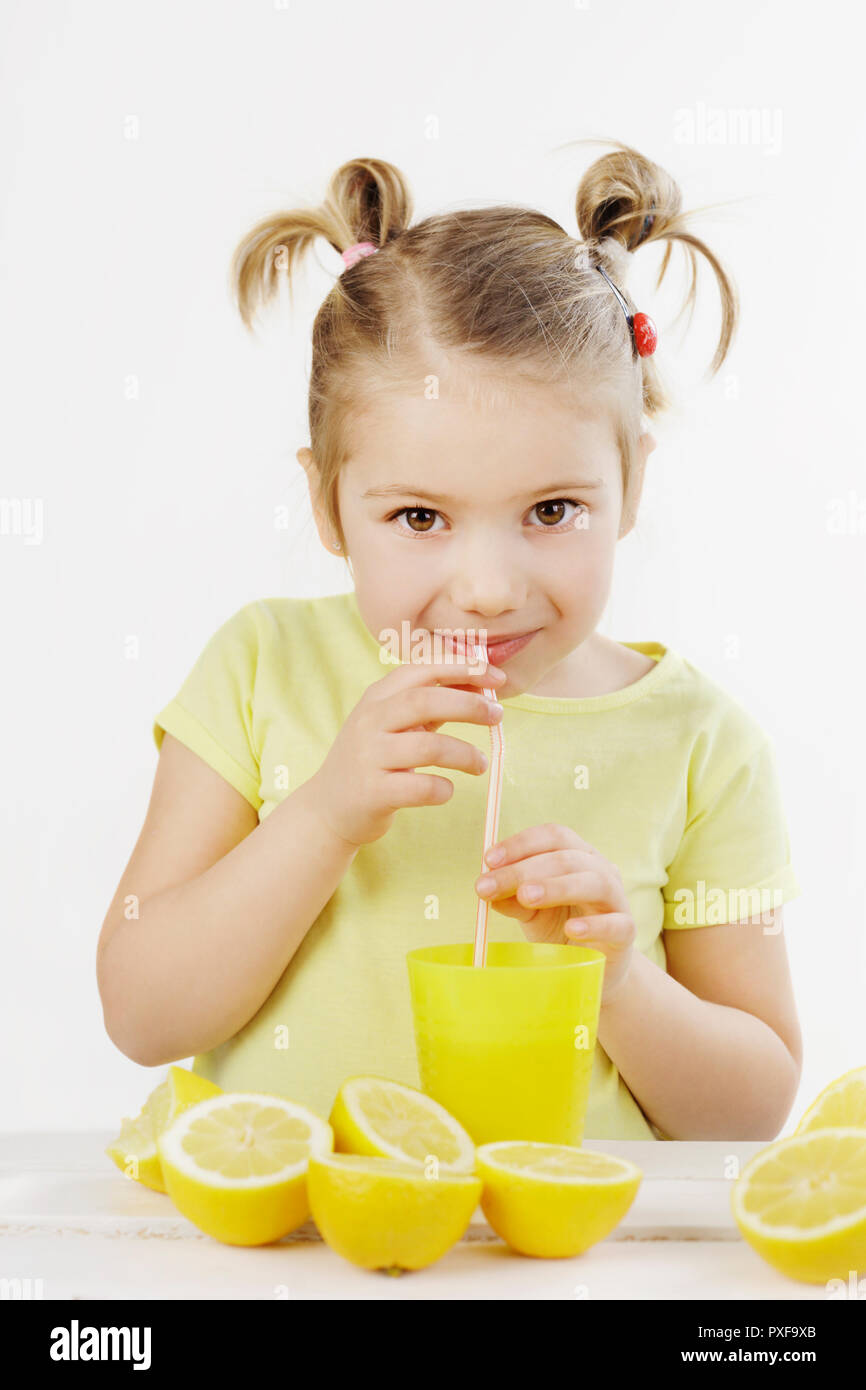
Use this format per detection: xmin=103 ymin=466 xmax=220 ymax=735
xmin=97 ymin=143 xmax=803 ymax=1141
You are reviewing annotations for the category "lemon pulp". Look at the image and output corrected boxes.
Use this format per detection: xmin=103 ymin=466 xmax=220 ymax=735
xmin=732 ymin=1127 xmax=866 ymax=1284
xmin=796 ymin=1064 xmax=866 ymax=1133
xmin=157 ymin=1092 xmax=333 ymax=1245
xmin=105 ymin=1065 xmax=222 ymax=1192
xmin=475 ymin=1140 xmax=642 ymax=1258
xmin=329 ymin=1075 xmax=476 ymax=1172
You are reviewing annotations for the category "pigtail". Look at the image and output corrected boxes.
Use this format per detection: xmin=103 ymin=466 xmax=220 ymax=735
xmin=229 ymin=157 xmax=413 ymax=331
xmin=323 ymin=157 xmax=413 ymax=251
xmin=574 ymin=139 xmax=740 ymax=378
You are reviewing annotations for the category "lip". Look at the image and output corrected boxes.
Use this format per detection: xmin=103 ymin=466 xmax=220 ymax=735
xmin=484 ymin=630 xmax=538 ymax=662
xmin=436 ymin=628 xmax=540 ymax=662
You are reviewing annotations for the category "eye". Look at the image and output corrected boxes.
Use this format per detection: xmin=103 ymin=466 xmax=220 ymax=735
xmin=529 ymin=498 xmax=588 ymax=530
xmin=385 ymin=497 xmax=589 ymax=538
xmin=386 ymin=506 xmax=445 ymax=536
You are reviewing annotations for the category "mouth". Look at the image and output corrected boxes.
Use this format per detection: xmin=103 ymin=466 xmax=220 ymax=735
xmin=436 ymin=628 xmax=540 ymax=664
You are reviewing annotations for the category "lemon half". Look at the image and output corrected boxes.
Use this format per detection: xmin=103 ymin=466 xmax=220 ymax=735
xmin=732 ymin=1127 xmax=866 ymax=1283
xmin=105 ymin=1065 xmax=222 ymax=1192
xmin=157 ymin=1092 xmax=333 ymax=1245
xmin=329 ymin=1075 xmax=476 ymax=1173
xmin=307 ymin=1151 xmax=482 ymax=1272
xmin=475 ymin=1141 xmax=642 ymax=1258
xmin=795 ymin=1064 xmax=866 ymax=1134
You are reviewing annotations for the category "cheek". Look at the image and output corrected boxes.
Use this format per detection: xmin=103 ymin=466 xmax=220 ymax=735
xmin=548 ymin=523 xmax=614 ymax=573
xmin=350 ymin=538 xmax=432 ymax=627
xmin=364 ymin=528 xmax=447 ymax=589
xmin=541 ymin=529 xmax=616 ymax=606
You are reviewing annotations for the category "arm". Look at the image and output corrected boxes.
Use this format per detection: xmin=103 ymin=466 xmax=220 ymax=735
xmin=97 ymin=734 xmax=358 ymax=1068
xmin=596 ymin=907 xmax=803 ymax=1140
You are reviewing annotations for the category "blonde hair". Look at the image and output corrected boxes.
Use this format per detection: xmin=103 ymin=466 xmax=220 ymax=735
xmin=230 ymin=141 xmax=738 ymax=555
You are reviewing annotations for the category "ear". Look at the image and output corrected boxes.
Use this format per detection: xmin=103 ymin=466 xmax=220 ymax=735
xmin=297 ymin=447 xmax=343 ymax=557
xmin=618 ymin=430 xmax=657 ymax=539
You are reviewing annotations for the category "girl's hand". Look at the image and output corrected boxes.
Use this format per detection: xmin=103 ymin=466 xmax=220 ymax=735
xmin=305 ymin=655 xmax=507 ymax=849
xmin=474 ymin=822 xmax=636 ymax=1001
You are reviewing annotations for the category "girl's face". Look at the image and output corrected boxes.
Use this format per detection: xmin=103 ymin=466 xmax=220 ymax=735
xmin=301 ymin=371 xmax=654 ymax=699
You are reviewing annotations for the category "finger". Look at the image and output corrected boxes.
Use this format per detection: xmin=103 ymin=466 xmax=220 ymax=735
xmin=384 ymin=684 xmax=504 ymax=735
xmin=381 ymin=729 xmax=489 ymax=776
xmin=431 ymin=660 xmax=507 ymax=687
xmin=477 ymin=866 xmax=611 ymax=910
xmin=373 ymin=656 xmax=507 ymax=698
xmin=564 ymin=912 xmax=635 ymax=945
xmin=380 ymin=769 xmax=456 ymax=809
xmin=485 ymin=894 xmax=538 ymax=926
xmin=482 ymin=821 xmax=597 ymax=868
xmin=475 ymin=849 xmax=596 ymax=898
xmin=471 ymin=878 xmax=539 ymax=925
xmin=512 ymin=869 xmax=618 ymax=913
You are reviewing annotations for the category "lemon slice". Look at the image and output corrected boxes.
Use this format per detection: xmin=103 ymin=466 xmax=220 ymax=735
xmin=105 ymin=1065 xmax=222 ymax=1192
xmin=795 ymin=1064 xmax=866 ymax=1133
xmin=307 ymin=1151 xmax=482 ymax=1272
xmin=157 ymin=1092 xmax=334 ymax=1245
xmin=475 ymin=1141 xmax=643 ymax=1258
xmin=329 ymin=1075 xmax=476 ymax=1173
xmin=732 ymin=1127 xmax=866 ymax=1283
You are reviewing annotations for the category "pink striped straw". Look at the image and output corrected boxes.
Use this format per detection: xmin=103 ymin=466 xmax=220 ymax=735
xmin=469 ymin=637 xmax=505 ymax=968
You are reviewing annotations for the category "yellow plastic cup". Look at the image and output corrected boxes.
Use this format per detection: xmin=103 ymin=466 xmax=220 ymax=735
xmin=406 ymin=940 xmax=605 ymax=1146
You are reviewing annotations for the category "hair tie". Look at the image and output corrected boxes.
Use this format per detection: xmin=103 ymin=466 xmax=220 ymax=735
xmin=341 ymin=241 xmax=378 ymax=269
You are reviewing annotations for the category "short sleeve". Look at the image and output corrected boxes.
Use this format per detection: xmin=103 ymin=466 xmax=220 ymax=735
xmin=662 ymin=736 xmax=800 ymax=930
xmin=153 ymin=603 xmax=263 ymax=812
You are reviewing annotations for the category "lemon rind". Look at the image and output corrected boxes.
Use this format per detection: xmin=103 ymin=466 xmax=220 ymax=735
xmin=157 ymin=1092 xmax=333 ymax=1189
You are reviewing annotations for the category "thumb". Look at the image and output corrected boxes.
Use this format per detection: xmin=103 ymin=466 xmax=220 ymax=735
xmin=485 ymin=894 xmax=537 ymax=926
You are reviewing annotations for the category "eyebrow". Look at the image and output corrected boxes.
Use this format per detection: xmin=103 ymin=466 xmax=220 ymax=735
xmin=361 ymin=478 xmax=606 ymax=504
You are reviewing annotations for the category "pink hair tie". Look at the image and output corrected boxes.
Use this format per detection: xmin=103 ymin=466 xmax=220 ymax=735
xmin=341 ymin=241 xmax=378 ymax=269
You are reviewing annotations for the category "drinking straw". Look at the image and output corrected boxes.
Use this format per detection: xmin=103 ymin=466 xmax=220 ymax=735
xmin=470 ymin=638 xmax=506 ymax=968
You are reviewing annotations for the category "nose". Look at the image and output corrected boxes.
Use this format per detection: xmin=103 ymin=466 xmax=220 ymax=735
xmin=447 ymin=531 xmax=528 ymax=616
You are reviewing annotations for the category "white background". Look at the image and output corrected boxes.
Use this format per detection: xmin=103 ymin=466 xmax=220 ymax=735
xmin=1 ymin=0 xmax=863 ymax=1130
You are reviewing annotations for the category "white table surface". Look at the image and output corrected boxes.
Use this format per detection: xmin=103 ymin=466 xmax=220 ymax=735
xmin=0 ymin=1132 xmax=827 ymax=1300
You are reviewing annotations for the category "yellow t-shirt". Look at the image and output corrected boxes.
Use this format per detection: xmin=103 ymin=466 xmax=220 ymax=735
xmin=152 ymin=591 xmax=801 ymax=1140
